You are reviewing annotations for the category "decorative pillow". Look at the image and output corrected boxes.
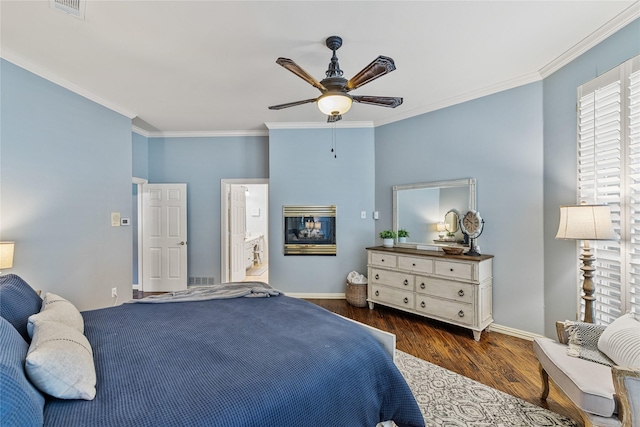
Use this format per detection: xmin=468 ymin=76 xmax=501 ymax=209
xmin=564 ymin=320 xmax=614 ymax=366
xmin=27 ymin=292 xmax=84 ymax=338
xmin=0 ymin=274 xmax=43 ymax=342
xmin=0 ymin=317 xmax=45 ymax=426
xmin=598 ymin=312 xmax=640 ymax=368
xmin=25 ymin=319 xmax=96 ymax=400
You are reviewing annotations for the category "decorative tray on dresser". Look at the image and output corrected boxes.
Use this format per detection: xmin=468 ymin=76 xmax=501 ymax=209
xmin=366 ymin=246 xmax=493 ymax=341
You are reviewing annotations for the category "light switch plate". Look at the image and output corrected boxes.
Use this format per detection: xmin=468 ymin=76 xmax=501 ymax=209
xmin=360 ymin=211 xmax=367 ymax=219
xmin=120 ymin=218 xmax=130 ymax=226
xmin=111 ymin=212 xmax=121 ymax=227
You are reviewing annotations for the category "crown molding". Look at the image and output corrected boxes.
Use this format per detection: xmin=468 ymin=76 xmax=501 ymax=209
xmin=132 ymin=126 xmax=268 ymax=138
xmin=2 ymin=49 xmax=137 ymax=119
xmin=265 ymin=121 xmax=374 ymax=130
xmin=144 ymin=129 xmax=269 ymax=138
xmin=375 ymin=71 xmax=542 ymax=128
xmin=131 ymin=126 xmax=151 ymax=137
xmin=539 ymin=2 xmax=640 ymax=78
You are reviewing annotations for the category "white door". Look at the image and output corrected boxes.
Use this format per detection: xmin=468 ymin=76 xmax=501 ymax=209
xmin=142 ymin=183 xmax=188 ymax=292
xmin=229 ymin=185 xmax=247 ymax=282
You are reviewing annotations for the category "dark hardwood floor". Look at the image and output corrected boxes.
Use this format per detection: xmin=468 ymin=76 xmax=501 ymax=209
xmin=133 ymin=290 xmax=582 ymax=425
xmin=307 ymin=299 xmax=583 ymax=426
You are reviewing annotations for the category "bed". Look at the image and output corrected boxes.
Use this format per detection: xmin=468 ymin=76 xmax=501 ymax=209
xmin=0 ymin=274 xmax=424 ymax=427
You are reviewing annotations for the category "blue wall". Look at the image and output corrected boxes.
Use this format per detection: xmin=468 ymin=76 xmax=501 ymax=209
xmin=132 ymin=132 xmax=149 ymax=179
xmin=0 ymin=59 xmax=133 ymax=310
xmin=375 ymin=82 xmax=545 ymax=334
xmin=543 ymin=18 xmax=640 ymax=336
xmin=268 ymin=126 xmax=376 ymax=294
xmin=147 ymin=136 xmax=268 ymax=284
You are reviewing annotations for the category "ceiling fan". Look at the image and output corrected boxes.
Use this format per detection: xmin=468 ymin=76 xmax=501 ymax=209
xmin=268 ymin=36 xmax=403 ymax=123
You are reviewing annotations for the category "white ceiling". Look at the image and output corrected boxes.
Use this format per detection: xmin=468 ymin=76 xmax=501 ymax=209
xmin=1 ymin=1 xmax=638 ymax=135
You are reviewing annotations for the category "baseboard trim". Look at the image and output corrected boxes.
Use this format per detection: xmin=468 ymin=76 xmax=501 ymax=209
xmin=287 ymin=292 xmax=346 ymax=299
xmin=288 ymin=294 xmax=543 ymax=340
xmin=487 ymin=323 xmax=544 ymax=341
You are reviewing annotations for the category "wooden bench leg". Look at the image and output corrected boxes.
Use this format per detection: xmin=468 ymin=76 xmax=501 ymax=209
xmin=539 ymin=363 xmax=550 ymax=400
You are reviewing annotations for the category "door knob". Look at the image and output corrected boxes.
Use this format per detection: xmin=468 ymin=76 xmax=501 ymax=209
xmin=179 ymin=241 xmax=186 ymax=245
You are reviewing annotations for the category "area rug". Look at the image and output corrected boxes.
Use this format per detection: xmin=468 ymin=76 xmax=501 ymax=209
xmin=394 ymin=350 xmax=577 ymax=427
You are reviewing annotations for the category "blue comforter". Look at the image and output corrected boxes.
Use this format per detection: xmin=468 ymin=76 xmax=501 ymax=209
xmin=43 ymin=295 xmax=424 ymax=427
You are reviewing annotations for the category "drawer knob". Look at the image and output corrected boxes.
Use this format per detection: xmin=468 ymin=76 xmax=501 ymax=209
xmin=403 ymin=279 xmax=409 ymax=286
xmin=375 ymin=274 xmax=379 ymax=280
xmin=375 ymin=290 xmax=379 ymax=296
xmin=458 ymin=289 xmax=465 ymax=297
xmin=420 ymin=283 xmax=425 ymax=289
xmin=412 ymin=263 xmax=416 ymax=266
xmin=458 ymin=310 xmax=465 ymax=318
xmin=450 ymin=268 xmax=454 ymax=272
xmin=420 ymin=301 xmax=426 ymax=308
xmin=381 ymin=259 xmax=385 ymax=262
xmin=403 ymin=297 xmax=409 ymax=304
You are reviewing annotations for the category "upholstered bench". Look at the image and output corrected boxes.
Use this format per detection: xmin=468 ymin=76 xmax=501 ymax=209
xmin=532 ymin=314 xmax=640 ymax=427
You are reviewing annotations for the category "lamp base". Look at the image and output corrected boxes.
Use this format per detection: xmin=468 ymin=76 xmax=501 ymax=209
xmin=580 ymin=242 xmax=596 ymax=323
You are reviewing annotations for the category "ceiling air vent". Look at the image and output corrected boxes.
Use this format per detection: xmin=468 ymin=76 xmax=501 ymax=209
xmin=49 ymin=0 xmax=86 ymax=19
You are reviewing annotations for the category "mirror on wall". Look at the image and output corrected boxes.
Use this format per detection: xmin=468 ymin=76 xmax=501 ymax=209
xmin=392 ymin=179 xmax=476 ymax=247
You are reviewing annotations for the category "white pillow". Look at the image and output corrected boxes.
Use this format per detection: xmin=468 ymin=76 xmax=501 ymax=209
xmin=25 ymin=319 xmax=96 ymax=400
xmin=27 ymin=293 xmax=84 ymax=338
xmin=598 ymin=313 xmax=640 ymax=368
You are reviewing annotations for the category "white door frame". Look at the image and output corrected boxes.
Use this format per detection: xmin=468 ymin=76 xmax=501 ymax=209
xmin=221 ymin=178 xmax=269 ymax=283
xmin=133 ymin=177 xmax=148 ymax=291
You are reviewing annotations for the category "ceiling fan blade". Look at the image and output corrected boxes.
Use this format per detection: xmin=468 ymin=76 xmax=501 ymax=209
xmin=276 ymin=58 xmax=326 ymax=92
xmin=346 ymin=56 xmax=396 ymax=91
xmin=352 ymin=96 xmax=403 ymax=108
xmin=268 ymin=98 xmax=318 ymax=110
xmin=327 ymin=114 xmax=342 ymax=123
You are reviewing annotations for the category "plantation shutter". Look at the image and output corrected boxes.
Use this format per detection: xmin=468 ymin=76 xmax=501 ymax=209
xmin=577 ymin=66 xmax=623 ymax=324
xmin=627 ymin=56 xmax=640 ymax=316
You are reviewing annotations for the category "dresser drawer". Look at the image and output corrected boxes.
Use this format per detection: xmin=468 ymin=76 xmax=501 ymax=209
xmin=416 ymin=297 xmax=473 ymax=326
xmin=370 ymin=252 xmax=397 ymax=268
xmin=416 ymin=277 xmax=473 ymax=303
xmin=370 ymin=268 xmax=414 ymax=291
xmin=398 ymin=256 xmax=433 ymax=274
xmin=434 ymin=260 xmax=474 ymax=281
xmin=370 ymin=285 xmax=414 ymax=310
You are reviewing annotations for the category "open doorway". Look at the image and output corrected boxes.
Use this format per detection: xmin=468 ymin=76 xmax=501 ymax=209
xmin=221 ymin=179 xmax=269 ymax=284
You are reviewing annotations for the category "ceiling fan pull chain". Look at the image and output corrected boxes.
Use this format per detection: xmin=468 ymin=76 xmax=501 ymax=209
xmin=331 ymin=123 xmax=337 ymax=158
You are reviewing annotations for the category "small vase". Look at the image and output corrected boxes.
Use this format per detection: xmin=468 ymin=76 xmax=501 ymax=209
xmin=382 ymin=238 xmax=394 ymax=247
xmin=398 ymin=237 xmax=407 ymax=243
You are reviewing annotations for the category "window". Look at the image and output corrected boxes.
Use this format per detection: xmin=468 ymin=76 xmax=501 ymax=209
xmin=577 ymin=54 xmax=640 ymax=325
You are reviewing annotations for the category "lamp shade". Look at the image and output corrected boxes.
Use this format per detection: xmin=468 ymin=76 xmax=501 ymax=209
xmin=317 ymin=93 xmax=352 ymax=116
xmin=0 ymin=241 xmax=15 ymax=269
xmin=556 ymin=205 xmax=616 ymax=240
xmin=436 ymin=222 xmax=447 ymax=232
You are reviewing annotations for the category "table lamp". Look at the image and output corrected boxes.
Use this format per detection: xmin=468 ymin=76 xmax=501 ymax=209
xmin=0 ymin=241 xmax=15 ymax=274
xmin=555 ymin=205 xmax=616 ymax=323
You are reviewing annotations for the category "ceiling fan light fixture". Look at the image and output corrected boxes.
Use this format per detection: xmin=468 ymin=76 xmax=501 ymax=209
xmin=317 ymin=93 xmax=352 ymax=116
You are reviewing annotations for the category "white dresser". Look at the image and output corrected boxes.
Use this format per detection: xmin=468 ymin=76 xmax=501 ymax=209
xmin=366 ymin=246 xmax=493 ymax=341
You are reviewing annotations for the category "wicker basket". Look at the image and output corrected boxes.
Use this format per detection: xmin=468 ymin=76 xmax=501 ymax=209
xmin=346 ymin=281 xmax=368 ymax=307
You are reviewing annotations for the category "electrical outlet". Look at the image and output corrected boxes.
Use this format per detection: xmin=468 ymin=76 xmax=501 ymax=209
xmin=111 ymin=287 xmax=117 ymax=298
xmin=360 ymin=211 xmax=367 ymax=219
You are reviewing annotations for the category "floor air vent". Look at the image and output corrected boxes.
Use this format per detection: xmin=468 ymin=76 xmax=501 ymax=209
xmin=189 ymin=277 xmax=216 ymax=287
xmin=50 ymin=0 xmax=86 ymax=19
